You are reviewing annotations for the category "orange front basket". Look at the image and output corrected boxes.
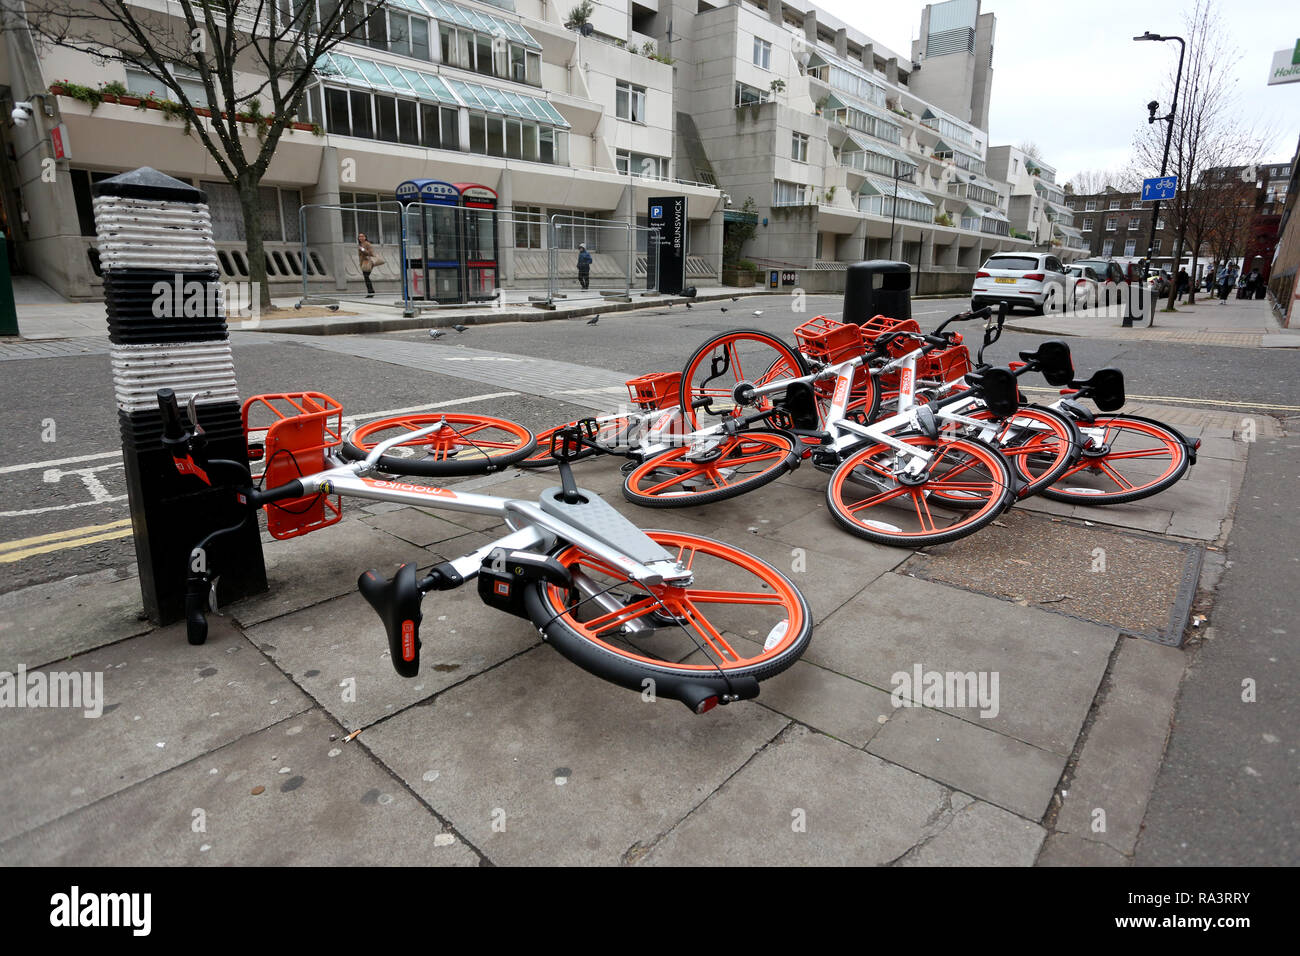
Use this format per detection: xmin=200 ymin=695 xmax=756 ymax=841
xmin=242 ymin=392 xmax=345 ymax=540
xmin=626 ymin=372 xmax=682 ymax=411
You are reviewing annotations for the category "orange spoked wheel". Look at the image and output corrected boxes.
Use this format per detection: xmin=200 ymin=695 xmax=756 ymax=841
xmin=342 ymin=413 xmax=536 ymax=476
xmin=622 ymin=429 xmax=800 ymax=507
xmin=524 ymin=531 xmax=811 ymax=698
xmin=1040 ymin=414 xmax=1189 ymax=505
xmin=518 ymin=416 xmax=635 ymax=468
xmin=827 ymin=434 xmax=1015 ymax=547
xmin=678 ymin=330 xmax=809 ymax=431
xmin=935 ymin=405 xmax=1081 ymax=500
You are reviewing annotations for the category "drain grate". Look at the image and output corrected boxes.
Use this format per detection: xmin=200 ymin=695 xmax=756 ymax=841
xmin=903 ymin=510 xmax=1203 ymax=646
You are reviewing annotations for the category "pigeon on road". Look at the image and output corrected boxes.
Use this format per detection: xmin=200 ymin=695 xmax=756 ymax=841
xmin=752 ymin=310 xmax=763 ymax=317
xmin=452 ymin=324 xmax=469 ymax=332
xmin=720 ymin=307 xmax=728 ymax=313
xmin=685 ymin=302 xmax=694 ymax=309
xmin=730 ymin=296 xmax=739 ymax=302
xmin=428 ymin=329 xmax=445 ymax=339
xmin=586 ymin=315 xmax=600 ymax=326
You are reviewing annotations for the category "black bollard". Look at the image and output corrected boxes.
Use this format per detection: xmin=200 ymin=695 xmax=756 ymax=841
xmin=93 ymin=167 xmax=266 ymax=624
xmin=843 ymin=260 xmax=912 ymax=325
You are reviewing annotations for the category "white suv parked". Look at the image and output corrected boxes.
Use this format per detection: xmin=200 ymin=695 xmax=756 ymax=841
xmin=971 ymin=253 xmax=1070 ymax=315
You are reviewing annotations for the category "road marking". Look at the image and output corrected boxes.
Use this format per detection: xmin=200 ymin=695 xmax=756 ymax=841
xmin=1018 ymin=386 xmax=1300 ymax=412
xmin=0 ymin=518 xmax=134 ymax=563
xmin=0 ymin=451 xmax=121 ymax=475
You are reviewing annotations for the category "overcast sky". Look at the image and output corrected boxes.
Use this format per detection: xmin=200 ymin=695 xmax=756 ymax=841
xmin=812 ymin=0 xmax=1300 ymax=185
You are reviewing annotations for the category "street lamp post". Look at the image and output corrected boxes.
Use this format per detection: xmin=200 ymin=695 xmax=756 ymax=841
xmin=1132 ymin=31 xmax=1185 ymax=327
xmin=889 ymin=159 xmax=902 ymax=261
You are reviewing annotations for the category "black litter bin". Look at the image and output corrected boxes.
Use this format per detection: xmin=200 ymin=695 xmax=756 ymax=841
xmin=843 ymin=260 xmax=911 ymax=325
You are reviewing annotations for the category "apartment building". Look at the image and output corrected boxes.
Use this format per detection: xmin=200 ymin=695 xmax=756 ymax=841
xmin=0 ymin=0 xmax=722 ymax=300
xmin=985 ymin=145 xmax=1089 ymax=259
xmin=1067 ymin=189 xmax=1180 ymax=266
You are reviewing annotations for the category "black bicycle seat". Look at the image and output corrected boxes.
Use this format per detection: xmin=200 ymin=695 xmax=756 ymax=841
xmin=964 ymin=367 xmax=1019 ymax=419
xmin=1072 ymin=368 xmax=1126 ymax=412
xmin=1018 ymin=340 xmax=1074 ymax=387
xmin=358 ymin=563 xmax=423 ymax=678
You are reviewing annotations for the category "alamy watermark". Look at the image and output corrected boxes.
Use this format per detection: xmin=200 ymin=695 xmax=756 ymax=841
xmin=0 ymin=665 xmax=104 ymax=717
xmin=152 ymin=275 xmax=261 ymax=327
xmin=890 ymin=664 xmax=1000 ymax=718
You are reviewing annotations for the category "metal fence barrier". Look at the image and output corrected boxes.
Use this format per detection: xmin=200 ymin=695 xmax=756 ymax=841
xmin=298 ymin=200 xmax=409 ymax=313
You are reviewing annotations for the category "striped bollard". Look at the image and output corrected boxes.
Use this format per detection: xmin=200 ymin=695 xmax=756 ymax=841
xmin=93 ymin=167 xmax=266 ymax=624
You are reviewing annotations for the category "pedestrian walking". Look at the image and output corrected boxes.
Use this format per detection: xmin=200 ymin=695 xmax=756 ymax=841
xmin=358 ymin=233 xmax=382 ymax=298
xmin=1176 ymin=267 xmax=1189 ymax=303
xmin=576 ymin=243 xmax=592 ymax=291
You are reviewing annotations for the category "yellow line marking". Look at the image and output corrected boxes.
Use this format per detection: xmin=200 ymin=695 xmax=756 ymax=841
xmin=0 ymin=518 xmax=133 ymax=553
xmin=1017 ymin=386 xmax=1300 ymax=413
xmin=0 ymin=527 xmax=135 ymax=563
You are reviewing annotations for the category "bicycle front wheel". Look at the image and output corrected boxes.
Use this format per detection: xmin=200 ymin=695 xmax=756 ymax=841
xmin=343 ymin=413 xmax=536 ymax=476
xmin=943 ymin=404 xmax=1081 ymax=499
xmin=622 ymin=429 xmax=800 ymax=507
xmin=1040 ymin=414 xmax=1189 ymax=505
xmin=679 ymin=329 xmax=809 ymax=431
xmin=827 ymin=434 xmax=1015 ymax=547
xmin=525 ymin=530 xmax=812 ymax=712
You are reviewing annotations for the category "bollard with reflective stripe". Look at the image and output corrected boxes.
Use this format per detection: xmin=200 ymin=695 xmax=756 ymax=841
xmin=93 ymin=167 xmax=266 ymax=624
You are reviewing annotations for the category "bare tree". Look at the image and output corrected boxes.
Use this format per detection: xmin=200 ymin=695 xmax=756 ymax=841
xmin=1018 ymin=140 xmax=1043 ymax=161
xmin=0 ymin=0 xmax=385 ymax=309
xmin=1131 ymin=0 xmax=1266 ymax=307
xmin=1065 ymin=168 xmax=1138 ymax=196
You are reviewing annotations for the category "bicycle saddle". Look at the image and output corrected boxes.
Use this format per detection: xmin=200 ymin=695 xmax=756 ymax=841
xmin=1071 ymin=368 xmax=1126 ymax=412
xmin=1018 ymin=340 xmax=1074 ymax=387
xmin=964 ymin=367 xmax=1019 ymax=419
xmin=358 ymin=563 xmax=423 ymax=678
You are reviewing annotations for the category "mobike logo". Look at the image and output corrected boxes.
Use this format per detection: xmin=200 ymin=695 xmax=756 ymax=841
xmin=833 ymin=378 xmax=848 ymax=407
xmin=401 ymin=620 xmax=416 ymax=661
xmin=174 ymin=455 xmax=211 ymax=485
xmin=900 ymin=367 xmax=914 ymax=398
xmin=362 ymin=478 xmax=456 ymax=498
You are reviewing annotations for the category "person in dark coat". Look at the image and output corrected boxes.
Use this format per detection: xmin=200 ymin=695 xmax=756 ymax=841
xmin=576 ymin=243 xmax=592 ymax=290
xmin=1175 ymin=267 xmax=1189 ymax=302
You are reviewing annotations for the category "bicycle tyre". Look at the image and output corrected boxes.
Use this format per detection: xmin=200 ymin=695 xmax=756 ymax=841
xmin=678 ymin=329 xmax=809 ymax=431
xmin=342 ymin=413 xmax=536 ymax=476
xmin=622 ymin=429 xmax=800 ymax=507
xmin=517 ymin=416 xmax=634 ymax=469
xmin=1040 ymin=413 xmax=1190 ymax=505
xmin=941 ymin=404 xmax=1082 ymax=500
xmin=524 ymin=530 xmax=812 ymax=710
xmin=826 ymin=434 xmax=1016 ymax=547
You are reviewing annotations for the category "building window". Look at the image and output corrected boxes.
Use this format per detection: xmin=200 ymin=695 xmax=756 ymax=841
xmin=1012 ymin=158 xmax=1019 ymax=173
xmin=125 ymin=64 xmax=209 ymax=106
xmin=513 ymin=204 xmax=543 ymax=249
xmin=616 ymin=81 xmax=646 ymax=122
xmin=773 ymin=180 xmax=807 ymax=206
xmin=617 ymin=150 xmax=668 ymax=179
xmin=791 ymin=132 xmax=809 ymax=163
xmin=1102 ymin=238 xmax=1113 ymax=256
xmin=1156 ymin=217 xmax=1166 ymax=229
xmin=1108 ymin=200 xmax=1120 ymax=210
xmin=1128 ymin=218 xmax=1140 ymax=231
xmin=1105 ymin=217 xmax=1117 ymax=231
xmin=1085 ymin=200 xmax=1097 ymax=211
xmin=1123 ymin=239 xmax=1137 ymax=256
xmin=1081 ymin=217 xmax=1093 ymax=231
xmin=753 ymin=36 xmax=771 ymax=70
xmin=735 ymin=81 xmax=769 ymax=107
xmin=1066 ymin=201 xmax=1075 ymax=209
xmin=437 ymin=19 xmax=541 ymax=85
xmin=1131 ymin=199 xmax=1142 ymax=208
xmin=1152 ymin=239 xmax=1162 ymax=253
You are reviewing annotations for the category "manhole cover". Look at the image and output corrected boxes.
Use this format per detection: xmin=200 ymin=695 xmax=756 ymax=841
xmin=904 ymin=510 xmax=1203 ymax=646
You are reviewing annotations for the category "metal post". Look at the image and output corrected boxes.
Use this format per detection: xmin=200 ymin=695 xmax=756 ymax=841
xmin=1133 ymin=32 xmax=1185 ymax=327
xmin=889 ymin=159 xmax=900 ymax=261
xmin=93 ymin=167 xmax=266 ymax=624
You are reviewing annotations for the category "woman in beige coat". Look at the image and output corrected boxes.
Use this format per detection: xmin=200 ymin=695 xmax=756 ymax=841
xmin=358 ymin=233 xmax=377 ymax=297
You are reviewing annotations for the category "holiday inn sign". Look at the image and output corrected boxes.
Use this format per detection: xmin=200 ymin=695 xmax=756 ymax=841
xmin=1268 ymin=40 xmax=1300 ymax=86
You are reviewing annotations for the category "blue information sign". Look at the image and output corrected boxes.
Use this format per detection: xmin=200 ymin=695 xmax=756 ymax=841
xmin=1141 ymin=176 xmax=1178 ymax=201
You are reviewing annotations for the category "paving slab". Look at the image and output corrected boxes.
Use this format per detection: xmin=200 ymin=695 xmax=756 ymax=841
xmin=361 ymin=646 xmax=790 ymax=866
xmin=0 ymin=709 xmax=477 ymax=866
xmin=0 ymin=616 xmax=310 ymax=844
xmin=361 ymin=506 xmax=492 ymax=548
xmin=806 ymin=572 xmax=1117 ymax=755
xmin=1036 ymin=831 xmax=1131 ymax=866
xmin=906 ymin=510 xmax=1202 ymax=645
xmin=753 ymin=657 xmax=897 ymax=749
xmin=0 ymin=568 xmax=151 ymax=671
xmin=896 ymin=796 xmax=1046 ymax=866
xmin=233 ymin=517 xmax=428 ymax=627
xmin=1054 ymin=636 xmax=1187 ymax=855
xmin=245 ymin=589 xmax=537 ymax=731
xmin=867 ymin=705 xmax=1065 ymax=819
xmin=643 ymin=724 xmax=1033 ymax=866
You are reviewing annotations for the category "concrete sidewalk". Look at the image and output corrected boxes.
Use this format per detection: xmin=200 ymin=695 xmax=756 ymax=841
xmin=1006 ymin=297 xmax=1300 ymax=348
xmin=0 ymin=399 xmax=1272 ymax=866
xmin=4 ymin=276 xmax=770 ymax=341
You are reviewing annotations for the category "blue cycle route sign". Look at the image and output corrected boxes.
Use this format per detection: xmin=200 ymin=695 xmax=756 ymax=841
xmin=1141 ymin=176 xmax=1178 ymax=201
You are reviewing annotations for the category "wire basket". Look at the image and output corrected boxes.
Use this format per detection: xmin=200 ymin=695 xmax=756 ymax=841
xmin=241 ymin=392 xmax=344 ymax=540
xmin=626 ymin=372 xmax=682 ymax=411
xmin=794 ymin=316 xmax=865 ymax=364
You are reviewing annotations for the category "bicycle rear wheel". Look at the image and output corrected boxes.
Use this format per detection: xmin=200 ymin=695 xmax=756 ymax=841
xmin=827 ymin=434 xmax=1015 ymax=547
xmin=1040 ymin=414 xmax=1189 ymax=505
xmin=941 ymin=404 xmax=1081 ymax=500
xmin=342 ymin=413 xmax=536 ymax=476
xmin=679 ymin=329 xmax=809 ymax=431
xmin=622 ymin=429 xmax=800 ymax=507
xmin=525 ymin=530 xmax=812 ymax=712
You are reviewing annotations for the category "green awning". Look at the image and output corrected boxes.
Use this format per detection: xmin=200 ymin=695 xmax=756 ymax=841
xmin=860 ymin=175 xmax=934 ymax=206
xmin=723 ymin=209 xmax=759 ymax=224
xmin=422 ymin=0 xmax=542 ymax=50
